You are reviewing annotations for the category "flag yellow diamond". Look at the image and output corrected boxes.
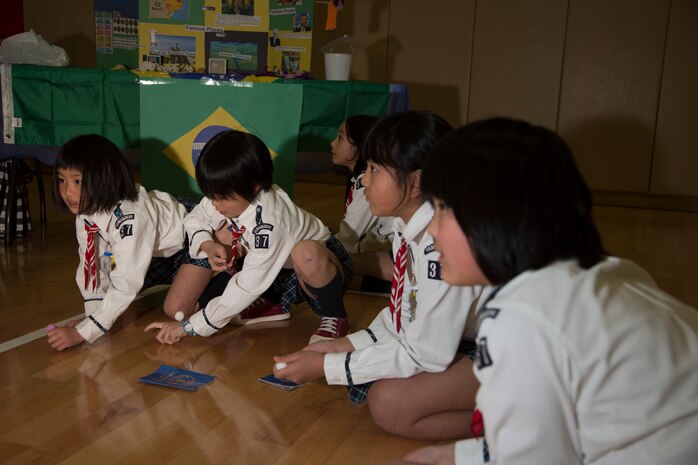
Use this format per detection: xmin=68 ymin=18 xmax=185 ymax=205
xmin=163 ymin=106 xmax=278 ymax=179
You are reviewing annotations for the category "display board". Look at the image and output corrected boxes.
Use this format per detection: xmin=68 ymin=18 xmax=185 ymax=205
xmin=94 ymin=0 xmax=313 ymax=77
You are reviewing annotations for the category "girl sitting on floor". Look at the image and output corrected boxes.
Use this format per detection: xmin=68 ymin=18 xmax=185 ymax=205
xmin=274 ymin=111 xmax=489 ymax=440
xmin=390 ymin=117 xmax=698 ymax=465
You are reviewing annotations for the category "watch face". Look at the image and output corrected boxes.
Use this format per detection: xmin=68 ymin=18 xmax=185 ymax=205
xmin=184 ymin=323 xmax=193 ymax=332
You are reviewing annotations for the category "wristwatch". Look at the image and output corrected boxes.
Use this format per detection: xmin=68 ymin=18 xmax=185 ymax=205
xmin=181 ymin=319 xmax=197 ymax=337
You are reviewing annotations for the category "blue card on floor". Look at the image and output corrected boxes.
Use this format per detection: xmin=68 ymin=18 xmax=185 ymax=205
xmin=258 ymin=374 xmax=308 ymax=391
xmin=138 ymin=365 xmax=215 ymax=391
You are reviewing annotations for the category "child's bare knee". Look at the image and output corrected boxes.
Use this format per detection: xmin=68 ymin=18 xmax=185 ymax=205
xmin=368 ymin=381 xmax=402 ymax=434
xmin=291 ymin=240 xmax=324 ymax=275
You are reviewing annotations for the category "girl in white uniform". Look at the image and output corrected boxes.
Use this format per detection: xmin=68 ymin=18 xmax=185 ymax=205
xmin=146 ymin=129 xmax=353 ymax=344
xmin=331 ymin=114 xmax=394 ymax=293
xmin=274 ymin=111 xmax=488 ymax=440
xmin=47 ymin=134 xmax=215 ymax=351
xmin=332 ymin=114 xmax=392 ymax=254
xmin=392 ymin=118 xmax=698 ymax=465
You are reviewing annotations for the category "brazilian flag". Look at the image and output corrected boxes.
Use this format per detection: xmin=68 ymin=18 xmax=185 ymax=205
xmin=140 ymin=79 xmax=303 ymax=198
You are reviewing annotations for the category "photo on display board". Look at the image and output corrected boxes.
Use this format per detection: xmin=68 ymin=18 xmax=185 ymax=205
xmin=205 ymin=30 xmax=268 ymax=75
xmin=222 ymin=0 xmax=255 ymax=15
xmin=149 ymin=34 xmax=197 ymax=72
xmin=281 ymin=50 xmax=300 ymax=74
xmin=149 ymin=0 xmax=191 ymax=20
xmin=292 ymin=11 xmax=311 ymax=31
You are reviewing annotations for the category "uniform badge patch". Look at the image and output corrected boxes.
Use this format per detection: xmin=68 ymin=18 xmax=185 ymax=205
xmin=427 ymin=260 xmax=441 ymax=280
xmin=120 ymin=224 xmax=133 ymax=238
xmin=115 ymin=213 xmax=135 ymax=228
xmin=114 ymin=202 xmax=135 ymax=228
xmin=476 ymin=337 xmax=493 ymax=369
xmin=253 ymin=223 xmax=274 ymax=234
xmin=254 ymin=234 xmax=269 ymax=249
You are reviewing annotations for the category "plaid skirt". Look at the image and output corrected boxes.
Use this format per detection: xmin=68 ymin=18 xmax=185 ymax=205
xmin=143 ymin=196 xmax=210 ymax=287
xmin=347 ymin=382 xmax=374 ymax=404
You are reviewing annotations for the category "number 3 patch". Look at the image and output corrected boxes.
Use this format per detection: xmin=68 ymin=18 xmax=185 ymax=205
xmin=255 ymin=234 xmax=269 ymax=249
xmin=427 ymin=260 xmax=441 ymax=280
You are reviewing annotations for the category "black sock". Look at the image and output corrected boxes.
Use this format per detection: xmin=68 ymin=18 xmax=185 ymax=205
xmin=197 ymin=272 xmax=232 ymax=310
xmin=305 ymin=269 xmax=347 ymax=318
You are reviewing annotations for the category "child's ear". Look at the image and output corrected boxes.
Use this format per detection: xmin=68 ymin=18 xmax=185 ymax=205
xmin=408 ymin=169 xmax=422 ymax=198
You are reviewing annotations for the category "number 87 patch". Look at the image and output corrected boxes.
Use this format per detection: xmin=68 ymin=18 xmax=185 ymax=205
xmin=255 ymin=234 xmax=269 ymax=249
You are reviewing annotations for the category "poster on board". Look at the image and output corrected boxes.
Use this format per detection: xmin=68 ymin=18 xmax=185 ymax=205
xmin=95 ymin=0 xmax=311 ymax=75
xmin=95 ymin=0 xmax=140 ymax=69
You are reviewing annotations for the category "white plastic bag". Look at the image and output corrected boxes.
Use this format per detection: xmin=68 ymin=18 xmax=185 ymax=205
xmin=0 ymin=30 xmax=69 ymax=67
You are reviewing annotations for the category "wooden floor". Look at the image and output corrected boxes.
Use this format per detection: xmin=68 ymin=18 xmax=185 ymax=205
xmin=1 ymin=172 xmax=697 ymax=464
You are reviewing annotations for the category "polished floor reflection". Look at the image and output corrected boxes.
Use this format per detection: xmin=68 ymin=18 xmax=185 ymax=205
xmin=1 ymin=172 xmax=696 ymax=464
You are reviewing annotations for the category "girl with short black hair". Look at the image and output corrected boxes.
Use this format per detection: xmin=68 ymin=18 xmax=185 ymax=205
xmin=47 ymin=134 xmax=215 ymax=351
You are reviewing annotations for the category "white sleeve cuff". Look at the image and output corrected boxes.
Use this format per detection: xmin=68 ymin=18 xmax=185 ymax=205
xmin=188 ymin=302 xmax=220 ymax=337
xmin=76 ymin=317 xmax=107 ymax=343
xmin=324 ymin=352 xmax=350 ymax=385
xmin=189 ymin=231 xmax=214 ymax=259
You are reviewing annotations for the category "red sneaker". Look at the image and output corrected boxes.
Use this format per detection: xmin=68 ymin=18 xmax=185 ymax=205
xmin=231 ymin=297 xmax=289 ymax=325
xmin=309 ymin=316 xmax=350 ymax=343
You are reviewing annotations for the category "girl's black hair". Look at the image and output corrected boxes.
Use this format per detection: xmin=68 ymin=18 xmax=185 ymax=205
xmin=363 ymin=110 xmax=453 ymax=189
xmin=343 ymin=114 xmax=379 ymax=178
xmin=422 ymin=117 xmax=606 ymax=285
xmin=53 ymin=134 xmax=137 ymax=215
xmin=195 ymin=129 xmax=273 ymax=203
xmin=335 ymin=114 xmax=379 ymax=201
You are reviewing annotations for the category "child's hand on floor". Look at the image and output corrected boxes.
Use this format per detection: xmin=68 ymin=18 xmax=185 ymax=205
xmin=145 ymin=321 xmax=187 ymax=345
xmin=47 ymin=325 xmax=85 ymax=351
xmin=272 ymin=351 xmax=325 ymax=384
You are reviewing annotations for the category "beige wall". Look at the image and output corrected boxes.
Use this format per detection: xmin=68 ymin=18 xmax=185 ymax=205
xmin=313 ymin=0 xmax=697 ymax=200
xmin=651 ymin=0 xmax=698 ymax=197
xmin=557 ymin=0 xmax=670 ymax=193
xmin=24 ymin=0 xmax=96 ymax=68
xmin=24 ymin=0 xmax=698 ymax=200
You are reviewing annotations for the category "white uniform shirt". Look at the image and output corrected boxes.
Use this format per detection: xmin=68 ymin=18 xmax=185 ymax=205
xmin=459 ymin=258 xmax=698 ymax=465
xmin=324 ymin=202 xmax=487 ymax=385
xmin=184 ymin=185 xmax=331 ymax=337
xmin=75 ymin=186 xmax=188 ymax=343
xmin=336 ymin=172 xmax=393 ymax=253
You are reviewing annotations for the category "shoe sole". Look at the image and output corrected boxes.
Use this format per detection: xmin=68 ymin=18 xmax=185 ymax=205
xmin=308 ymin=334 xmax=333 ymax=344
xmin=309 ymin=331 xmax=349 ymax=344
xmin=241 ymin=319 xmax=291 ymax=330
